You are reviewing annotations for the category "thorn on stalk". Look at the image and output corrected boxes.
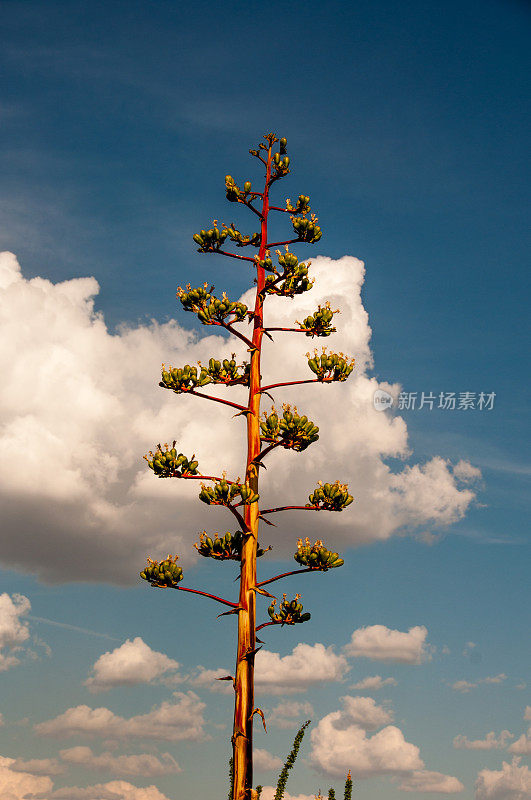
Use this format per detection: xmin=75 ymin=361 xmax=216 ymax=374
xmin=249 ymin=707 xmax=267 ymax=732
xmin=239 ymin=645 xmax=262 ymax=662
xmin=259 ymin=515 xmax=277 ymax=527
xmin=217 ymin=607 xmax=243 ymax=617
xmin=217 ymin=675 xmax=236 ymax=690
xmin=253 ymin=586 xmax=276 ymax=598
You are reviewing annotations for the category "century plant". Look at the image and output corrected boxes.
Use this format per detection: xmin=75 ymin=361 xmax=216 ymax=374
xmin=140 ymin=133 xmax=355 ymax=800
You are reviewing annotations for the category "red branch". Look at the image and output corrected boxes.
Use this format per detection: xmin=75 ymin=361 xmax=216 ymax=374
xmin=260 ymin=505 xmax=322 ymax=515
xmin=226 ymin=502 xmax=249 ymax=532
xmin=188 ymin=389 xmax=248 ymax=412
xmin=256 ymin=568 xmax=314 ymax=588
xmin=255 ymin=621 xmax=277 ymax=632
xmin=268 ymin=206 xmax=292 ymax=213
xmin=253 ymin=442 xmax=281 ymax=464
xmin=179 ymin=474 xmax=224 ymax=482
xmin=170 ymin=585 xmax=238 ymax=608
xmin=266 ymin=238 xmax=300 ymax=248
xmin=242 ymin=201 xmax=263 ymax=220
xmin=207 ymin=250 xmax=256 ymax=263
xmin=219 ymin=321 xmax=254 ymax=350
xmin=263 ymin=327 xmax=310 ymax=334
xmin=260 ymin=378 xmax=321 ymax=392
xmin=204 ymin=318 xmax=254 ymax=350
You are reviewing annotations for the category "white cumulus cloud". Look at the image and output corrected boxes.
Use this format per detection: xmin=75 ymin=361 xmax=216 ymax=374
xmin=267 ymin=700 xmax=314 ymax=729
xmin=0 ymin=755 xmax=53 ymax=800
xmin=185 ymin=666 xmax=234 ymax=694
xmin=350 ymin=675 xmax=398 ymax=691
xmin=0 ymin=752 xmax=171 ymax=800
xmin=451 ymin=675 xmax=507 ymax=693
xmin=397 ymin=770 xmax=464 ymax=793
xmin=84 ymin=637 xmax=181 ymax=692
xmin=10 ymin=756 xmax=64 ymax=775
xmin=344 ymin=625 xmax=430 ymax=664
xmin=255 ymin=642 xmax=349 ymax=695
xmin=0 ymin=593 xmax=31 ymax=672
xmin=0 ymin=252 xmax=479 ymax=584
xmin=475 ymin=757 xmax=531 ymax=799
xmin=451 ymin=680 xmax=478 ymax=693
xmin=509 ymin=729 xmax=531 ymax=756
xmin=59 ymin=746 xmax=181 ymax=776
xmin=46 ymin=780 xmax=172 ymax=799
xmin=253 ymin=749 xmax=284 ymax=772
xmin=454 ymin=732 xmax=514 ymax=751
xmin=258 ymin=790 xmax=316 ymax=800
xmin=34 ymin=691 xmax=207 ymax=742
xmin=336 ymin=695 xmax=394 ymax=730
xmin=309 ymin=696 xmax=423 ymax=779
xmin=309 ymin=695 xmax=462 ymax=789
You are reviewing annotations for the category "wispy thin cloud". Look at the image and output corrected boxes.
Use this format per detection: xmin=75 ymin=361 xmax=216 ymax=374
xmin=28 ymin=615 xmax=120 ymax=641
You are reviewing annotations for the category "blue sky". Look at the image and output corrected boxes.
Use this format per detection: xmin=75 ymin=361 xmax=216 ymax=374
xmin=0 ymin=1 xmax=529 ymax=799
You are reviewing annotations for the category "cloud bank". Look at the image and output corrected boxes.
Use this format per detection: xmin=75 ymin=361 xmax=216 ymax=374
xmin=0 ymin=252 xmax=479 ymax=584
xmin=34 ymin=691 xmax=207 ymax=742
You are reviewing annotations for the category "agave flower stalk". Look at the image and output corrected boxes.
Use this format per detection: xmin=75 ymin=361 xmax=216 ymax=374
xmin=140 ymin=133 xmax=355 ymax=800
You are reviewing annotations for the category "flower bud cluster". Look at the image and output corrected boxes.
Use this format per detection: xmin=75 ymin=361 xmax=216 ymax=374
xmin=224 ymin=175 xmax=257 ymax=205
xmin=178 ymin=284 xmax=249 ymax=325
xmin=193 ymin=219 xmax=260 ymax=250
xmin=225 ymin=224 xmax=261 ymax=247
xmin=286 ymin=194 xmax=311 ymax=214
xmin=194 ymin=530 xmax=270 ymax=561
xmin=264 ymin=250 xmax=314 ymax=297
xmin=193 ymin=221 xmax=229 ymax=250
xmin=294 ymin=537 xmax=344 ymax=570
xmin=140 ymin=555 xmax=183 ymax=587
xmin=267 ymin=593 xmax=311 ymax=625
xmin=160 ymin=357 xmax=250 ymax=392
xmin=255 ymin=256 xmax=276 ymax=273
xmin=207 ymin=357 xmax=250 ymax=385
xmin=297 ymin=303 xmax=337 ymax=337
xmin=144 ymin=442 xmax=199 ymax=478
xmin=199 ymin=478 xmax=259 ymax=507
xmin=306 ymin=480 xmax=354 ymax=511
xmin=306 ymin=349 xmax=355 ymax=381
xmin=291 ymin=213 xmax=322 ymax=243
xmin=260 ymin=405 xmax=319 ymax=452
xmin=272 ymin=149 xmax=290 ymax=178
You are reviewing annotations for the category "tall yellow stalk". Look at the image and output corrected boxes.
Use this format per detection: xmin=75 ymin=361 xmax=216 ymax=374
xmin=141 ymin=132 xmax=353 ymax=800
xmin=232 ymin=140 xmax=272 ymax=800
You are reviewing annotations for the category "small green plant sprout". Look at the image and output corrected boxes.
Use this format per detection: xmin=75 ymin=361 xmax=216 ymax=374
xmin=140 ymin=133 xmax=355 ymax=800
xmin=273 ymin=720 xmax=311 ymax=800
